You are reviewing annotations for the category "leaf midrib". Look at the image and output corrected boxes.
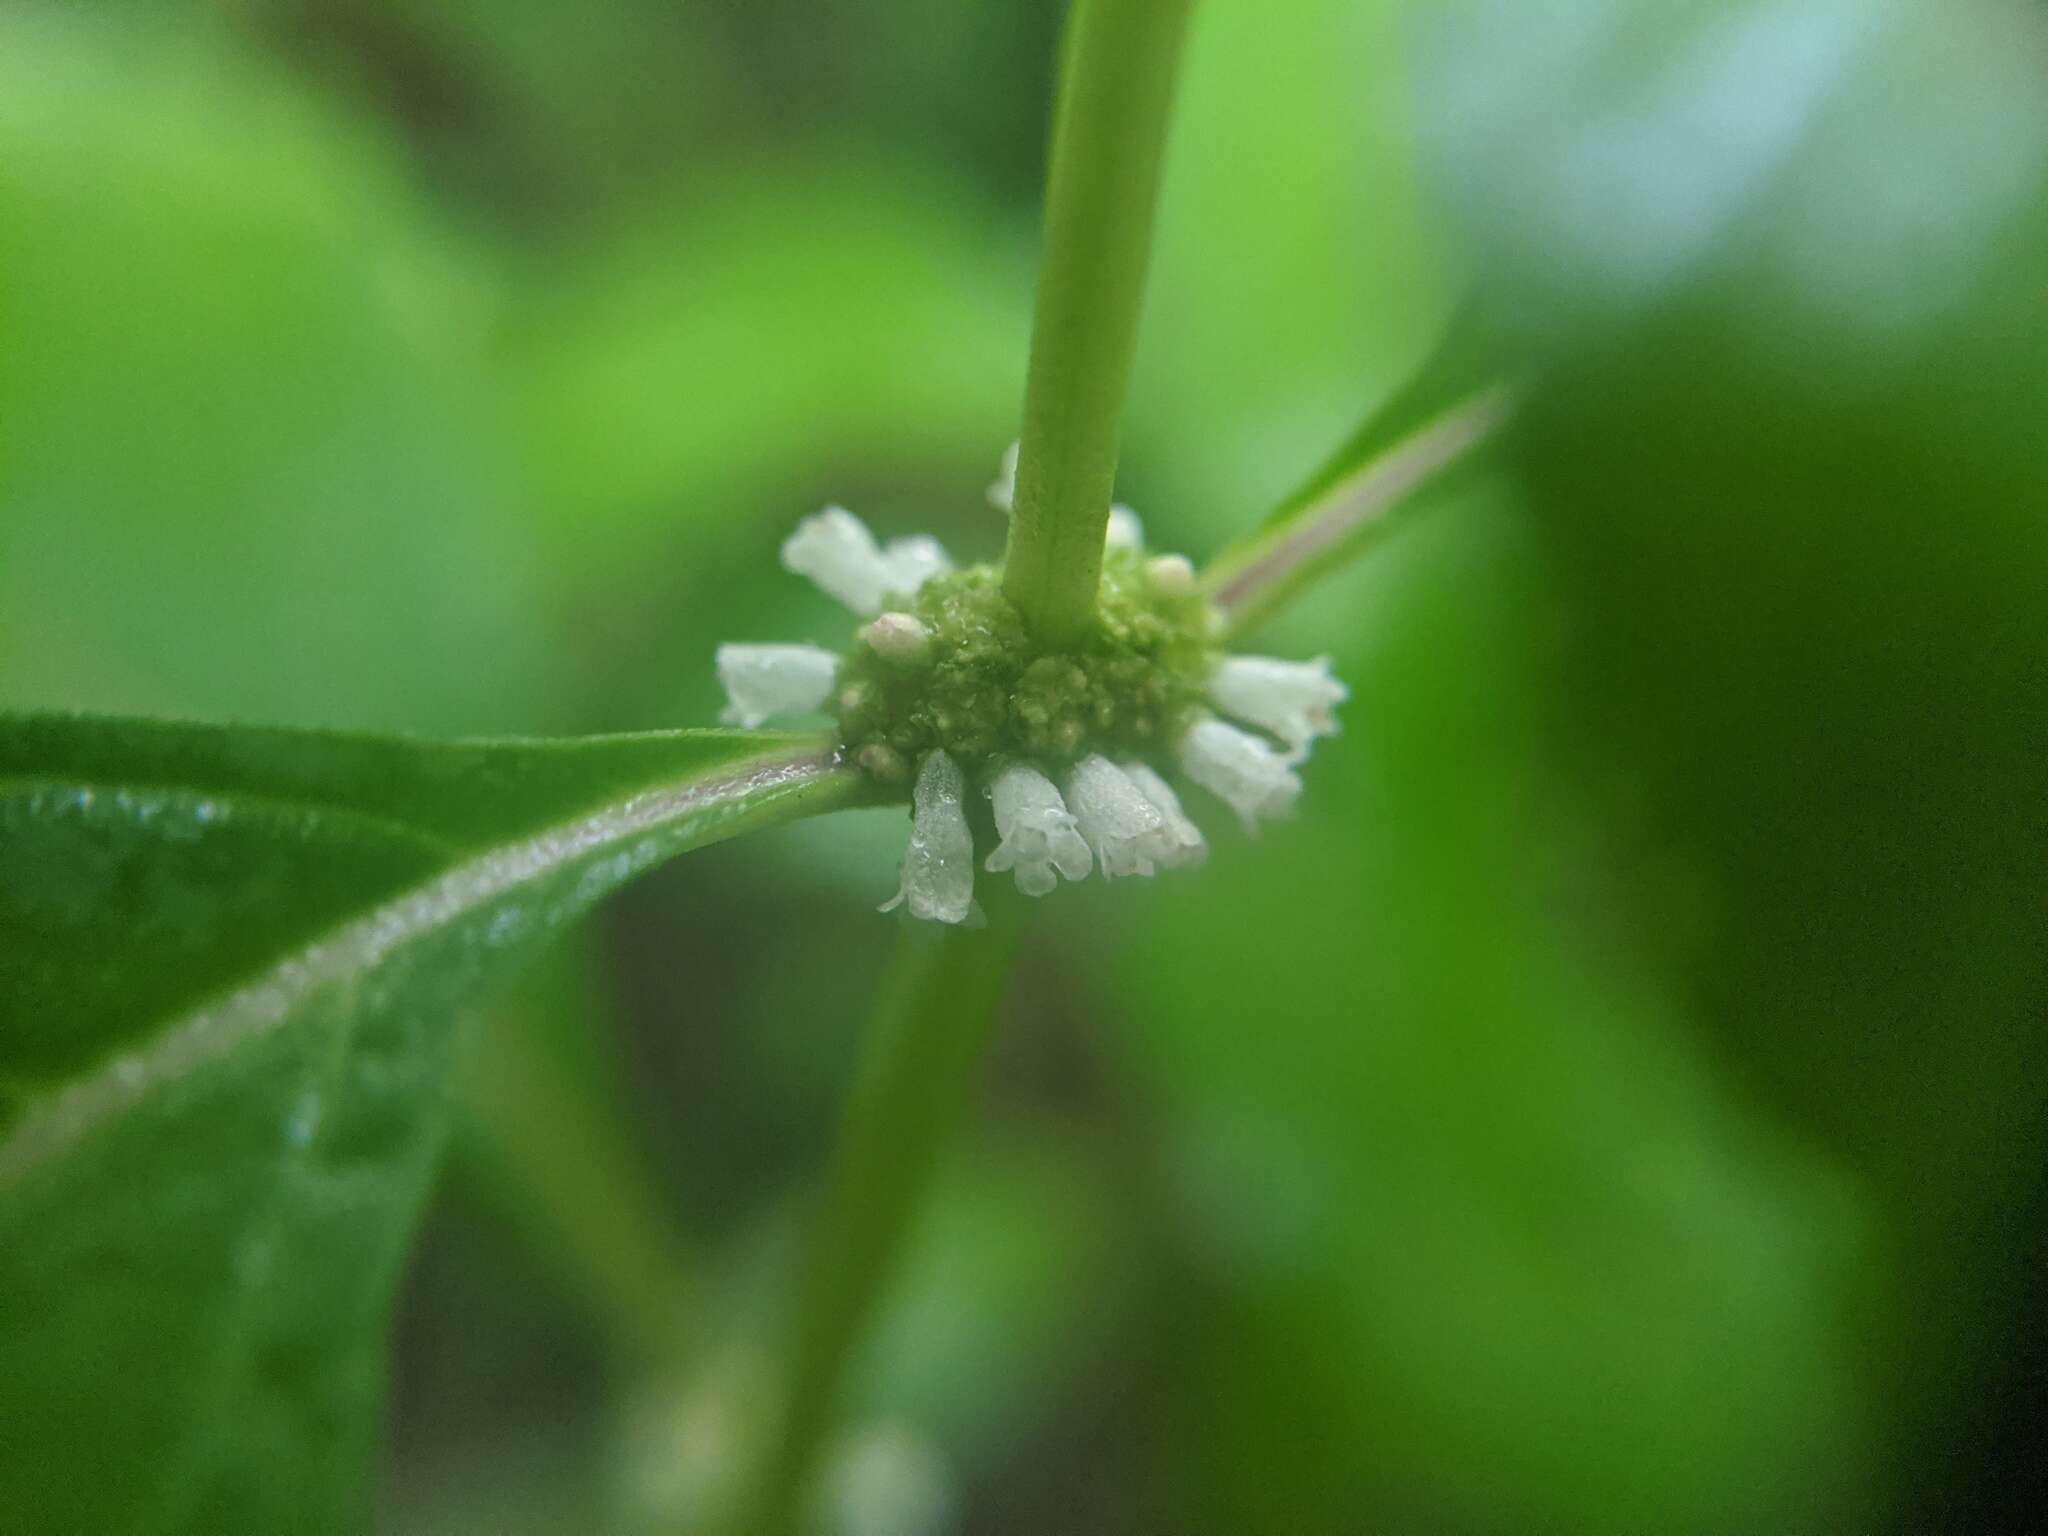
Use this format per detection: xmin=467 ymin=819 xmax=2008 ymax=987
xmin=0 ymin=744 xmax=853 ymax=1190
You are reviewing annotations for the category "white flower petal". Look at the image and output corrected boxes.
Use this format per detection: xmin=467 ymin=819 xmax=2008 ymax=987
xmin=1105 ymin=504 xmax=1144 ymax=550
xmin=781 ymin=506 xmax=949 ymax=615
xmin=984 ymin=762 xmax=1093 ymax=896
xmin=780 ymin=506 xmax=892 ymax=614
xmin=1178 ymin=717 xmax=1302 ymax=833
xmin=1065 ymin=754 xmax=1170 ymax=879
xmin=881 ymin=750 xmax=976 ymax=923
xmin=880 ymin=535 xmax=952 ymax=598
xmin=715 ymin=643 xmax=839 ymax=728
xmin=1120 ymin=762 xmax=1207 ymax=869
xmin=1208 ymin=653 xmax=1348 ymax=758
xmin=987 ymin=441 xmax=1019 ymax=513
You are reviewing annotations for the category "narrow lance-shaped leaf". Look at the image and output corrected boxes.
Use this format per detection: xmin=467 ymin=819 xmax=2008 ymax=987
xmin=0 ymin=714 xmax=880 ymax=1535
xmin=1201 ymin=304 xmax=1514 ymax=640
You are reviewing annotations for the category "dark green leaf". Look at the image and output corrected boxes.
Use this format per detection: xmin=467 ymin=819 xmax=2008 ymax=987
xmin=1112 ymin=502 xmax=1875 ymax=1530
xmin=0 ymin=715 xmax=876 ymax=1534
xmin=1414 ymin=0 xmax=2048 ymax=1520
xmin=1104 ymin=2 xmax=2048 ymax=1526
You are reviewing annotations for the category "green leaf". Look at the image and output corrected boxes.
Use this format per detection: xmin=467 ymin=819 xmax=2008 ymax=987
xmin=0 ymin=714 xmax=877 ymax=1534
xmin=1409 ymin=0 xmax=2048 ymax=1519
xmin=0 ymin=14 xmax=560 ymax=732
xmin=1101 ymin=3 xmax=2048 ymax=1526
xmin=1199 ymin=306 xmax=1512 ymax=638
xmin=1113 ymin=499 xmax=1878 ymax=1531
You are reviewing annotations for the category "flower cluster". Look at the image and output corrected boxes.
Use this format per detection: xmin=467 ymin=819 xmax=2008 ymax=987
xmin=715 ymin=449 xmax=1347 ymax=923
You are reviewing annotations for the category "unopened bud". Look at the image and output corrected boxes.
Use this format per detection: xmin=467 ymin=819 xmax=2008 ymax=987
xmin=1146 ymin=554 xmax=1196 ymax=596
xmin=857 ymin=743 xmax=909 ymax=783
xmin=860 ymin=612 xmax=935 ymax=665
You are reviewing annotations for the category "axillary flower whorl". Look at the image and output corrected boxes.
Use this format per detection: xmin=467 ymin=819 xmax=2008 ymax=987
xmin=713 ymin=446 xmax=1347 ymax=923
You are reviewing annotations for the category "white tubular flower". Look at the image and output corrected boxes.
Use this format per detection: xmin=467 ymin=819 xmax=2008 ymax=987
xmin=1208 ymin=653 xmax=1347 ymax=758
xmin=781 ymin=505 xmax=887 ymax=612
xmin=781 ymin=506 xmax=952 ymax=616
xmin=987 ymin=441 xmax=1019 ymax=513
xmin=727 ymin=452 xmax=1351 ymax=917
xmin=881 ymin=750 xmax=976 ymax=923
xmin=879 ymin=535 xmax=951 ymax=599
xmin=1120 ymin=761 xmax=1207 ymax=869
xmin=984 ymin=762 xmax=1093 ymax=896
xmin=1178 ymin=716 xmax=1303 ymax=833
xmin=1065 ymin=754 xmax=1173 ymax=878
xmin=715 ymin=643 xmax=840 ymax=728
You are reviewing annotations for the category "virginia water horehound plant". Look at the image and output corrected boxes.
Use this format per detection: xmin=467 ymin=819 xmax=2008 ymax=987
xmin=0 ymin=3 xmax=1504 ymax=1529
xmin=9 ymin=0 xmax=2048 ymax=1530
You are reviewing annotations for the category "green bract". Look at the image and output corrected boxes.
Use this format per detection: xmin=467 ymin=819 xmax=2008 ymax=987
xmin=833 ymin=550 xmax=1220 ymax=779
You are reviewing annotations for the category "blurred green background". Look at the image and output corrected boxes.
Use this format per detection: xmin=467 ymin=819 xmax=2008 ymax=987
xmin=4 ymin=0 xmax=2045 ymax=1531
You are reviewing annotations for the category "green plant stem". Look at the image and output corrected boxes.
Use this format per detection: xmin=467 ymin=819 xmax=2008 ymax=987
xmin=752 ymin=894 xmax=1023 ymax=1531
xmin=1002 ymin=0 xmax=1193 ymax=649
xmin=460 ymin=973 xmax=700 ymax=1371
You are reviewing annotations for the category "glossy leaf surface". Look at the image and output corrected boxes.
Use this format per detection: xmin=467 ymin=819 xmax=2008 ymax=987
xmin=0 ymin=715 xmax=874 ymax=1534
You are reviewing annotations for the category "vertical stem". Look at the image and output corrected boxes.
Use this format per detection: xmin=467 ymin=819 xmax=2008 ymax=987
xmin=1002 ymin=0 xmax=1194 ymax=649
xmin=462 ymin=985 xmax=700 ymax=1371
xmin=739 ymin=7 xmax=1197 ymax=1521
xmin=751 ymin=898 xmax=1022 ymax=1531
